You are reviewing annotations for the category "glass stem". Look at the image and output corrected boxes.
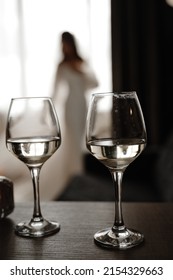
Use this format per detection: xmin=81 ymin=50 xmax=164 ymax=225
xmin=111 ymin=170 xmax=125 ymax=231
xmin=29 ymin=167 xmax=43 ymax=221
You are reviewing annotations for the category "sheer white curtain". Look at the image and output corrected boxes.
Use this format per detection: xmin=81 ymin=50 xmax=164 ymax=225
xmin=0 ymin=0 xmax=111 ymax=201
xmin=0 ymin=0 xmax=21 ymax=113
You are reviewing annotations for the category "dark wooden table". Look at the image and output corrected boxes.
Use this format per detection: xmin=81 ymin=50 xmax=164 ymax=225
xmin=0 ymin=202 xmax=173 ymax=260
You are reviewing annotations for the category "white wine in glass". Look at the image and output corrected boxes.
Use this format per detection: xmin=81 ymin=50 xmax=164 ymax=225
xmin=86 ymin=92 xmax=147 ymax=249
xmin=6 ymin=97 xmax=61 ymax=237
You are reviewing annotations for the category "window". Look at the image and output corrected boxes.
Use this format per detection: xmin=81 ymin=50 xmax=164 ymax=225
xmin=0 ymin=0 xmax=111 ymax=112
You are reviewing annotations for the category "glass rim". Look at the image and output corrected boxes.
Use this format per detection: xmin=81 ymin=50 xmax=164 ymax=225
xmin=91 ymin=91 xmax=137 ymax=96
xmin=10 ymin=96 xmax=53 ymax=101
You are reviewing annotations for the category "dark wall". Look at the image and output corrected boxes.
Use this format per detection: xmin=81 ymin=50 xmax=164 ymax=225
xmin=111 ymin=0 xmax=173 ymax=145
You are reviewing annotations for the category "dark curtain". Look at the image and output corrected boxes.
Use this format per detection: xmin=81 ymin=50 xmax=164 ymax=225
xmin=111 ymin=0 xmax=173 ymax=146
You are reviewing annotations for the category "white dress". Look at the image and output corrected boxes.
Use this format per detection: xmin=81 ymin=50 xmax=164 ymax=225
xmin=48 ymin=61 xmax=99 ymax=198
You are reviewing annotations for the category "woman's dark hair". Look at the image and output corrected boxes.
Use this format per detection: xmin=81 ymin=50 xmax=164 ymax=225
xmin=61 ymin=31 xmax=83 ymax=61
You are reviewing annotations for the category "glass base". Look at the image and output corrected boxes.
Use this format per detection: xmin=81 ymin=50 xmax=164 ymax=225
xmin=94 ymin=226 xmax=144 ymax=249
xmin=15 ymin=218 xmax=60 ymax=238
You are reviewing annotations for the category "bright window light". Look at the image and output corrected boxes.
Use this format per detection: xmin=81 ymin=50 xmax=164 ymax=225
xmin=0 ymin=0 xmax=111 ymax=113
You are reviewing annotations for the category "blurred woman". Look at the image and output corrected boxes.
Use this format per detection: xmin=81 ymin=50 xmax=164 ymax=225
xmin=52 ymin=31 xmax=98 ymax=188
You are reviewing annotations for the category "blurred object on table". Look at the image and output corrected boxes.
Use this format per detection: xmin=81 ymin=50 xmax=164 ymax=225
xmin=0 ymin=176 xmax=14 ymax=218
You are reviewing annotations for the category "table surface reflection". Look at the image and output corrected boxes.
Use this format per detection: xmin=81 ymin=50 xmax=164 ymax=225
xmin=0 ymin=201 xmax=173 ymax=260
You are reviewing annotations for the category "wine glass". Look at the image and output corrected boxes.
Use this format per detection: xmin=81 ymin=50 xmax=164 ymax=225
xmin=86 ymin=92 xmax=147 ymax=249
xmin=6 ymin=97 xmax=61 ymax=237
